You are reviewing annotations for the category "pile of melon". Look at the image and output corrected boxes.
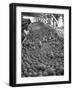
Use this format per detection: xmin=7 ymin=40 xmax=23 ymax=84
xmin=22 ymin=22 xmax=64 ymax=77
